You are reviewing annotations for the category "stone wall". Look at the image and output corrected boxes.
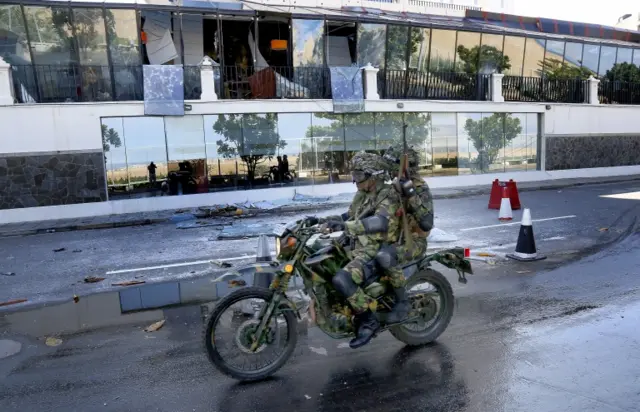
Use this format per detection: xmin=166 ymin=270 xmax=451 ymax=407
xmin=0 ymin=150 xmax=107 ymax=210
xmin=545 ymin=135 xmax=640 ymax=171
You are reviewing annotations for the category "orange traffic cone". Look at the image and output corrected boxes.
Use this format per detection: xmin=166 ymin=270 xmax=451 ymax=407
xmin=498 ymin=186 xmax=512 ymax=221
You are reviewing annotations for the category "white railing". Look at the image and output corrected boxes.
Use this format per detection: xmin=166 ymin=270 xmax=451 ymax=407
xmin=407 ymin=0 xmax=480 ymax=12
xmin=245 ymin=0 xmax=480 ymax=16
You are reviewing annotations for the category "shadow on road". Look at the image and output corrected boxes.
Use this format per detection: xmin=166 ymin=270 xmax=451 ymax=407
xmin=215 ymin=342 xmax=468 ymax=412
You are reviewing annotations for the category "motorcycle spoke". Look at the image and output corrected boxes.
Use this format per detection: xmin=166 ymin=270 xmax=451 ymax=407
xmin=403 ymin=281 xmax=442 ymax=332
xmin=211 ymin=297 xmax=291 ymax=373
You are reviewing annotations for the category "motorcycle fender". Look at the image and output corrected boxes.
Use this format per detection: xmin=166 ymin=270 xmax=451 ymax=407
xmin=423 ymin=247 xmax=473 ymax=275
xmin=215 ymin=263 xmax=278 ymax=289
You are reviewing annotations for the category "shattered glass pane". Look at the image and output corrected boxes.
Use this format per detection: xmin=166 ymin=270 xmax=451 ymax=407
xmin=329 ymin=66 xmax=364 ymax=114
xmin=143 ymin=64 xmax=185 ymax=116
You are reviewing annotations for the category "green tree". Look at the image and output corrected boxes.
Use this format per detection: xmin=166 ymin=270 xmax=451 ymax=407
xmin=51 ymin=8 xmax=113 ymax=62
xmin=463 ymin=113 xmax=522 ymax=173
xmin=604 ymin=62 xmax=640 ymax=82
xmin=0 ymin=6 xmax=30 ymax=64
xmin=300 ymin=113 xmax=431 ymax=174
xmin=540 ymin=57 xmax=593 ymax=80
xmin=101 ymin=123 xmax=122 ymax=153
xmin=456 ymin=45 xmax=511 ymax=74
xmin=602 ymin=62 xmax=640 ymax=104
xmin=21 ymin=7 xmax=60 ymax=45
xmin=213 ymin=114 xmax=286 ymax=182
xmin=101 ymin=123 xmax=122 ymax=165
xmin=357 ymin=24 xmax=386 ymax=67
xmin=385 ymin=25 xmax=425 ymax=70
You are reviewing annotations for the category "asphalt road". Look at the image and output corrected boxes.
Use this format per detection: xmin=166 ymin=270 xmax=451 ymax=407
xmin=2 ymin=225 xmax=640 ymax=412
xmin=2 ymin=180 xmax=640 ymax=306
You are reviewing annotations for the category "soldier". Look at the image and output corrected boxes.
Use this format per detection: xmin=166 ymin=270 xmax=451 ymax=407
xmin=321 ymin=189 xmax=367 ymax=224
xmin=375 ymin=144 xmax=435 ymax=324
xmin=323 ymin=151 xmax=403 ymax=349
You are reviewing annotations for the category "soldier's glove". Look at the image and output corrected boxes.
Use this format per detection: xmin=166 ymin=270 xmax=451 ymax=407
xmin=325 ymin=221 xmax=345 ymax=232
xmin=398 ymin=178 xmax=416 ymax=198
xmin=302 ymin=216 xmax=323 ymax=227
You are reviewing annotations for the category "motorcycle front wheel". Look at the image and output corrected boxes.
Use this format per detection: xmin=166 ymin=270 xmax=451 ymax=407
xmin=389 ymin=268 xmax=455 ymax=346
xmin=202 ymin=287 xmax=298 ymax=382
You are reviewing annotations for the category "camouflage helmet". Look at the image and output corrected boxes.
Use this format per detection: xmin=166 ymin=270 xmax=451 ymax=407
xmin=382 ymin=145 xmax=420 ymax=176
xmin=350 ymin=151 xmax=385 ymax=183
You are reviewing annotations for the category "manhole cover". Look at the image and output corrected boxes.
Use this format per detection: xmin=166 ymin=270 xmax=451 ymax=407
xmin=0 ymin=339 xmax=21 ymax=359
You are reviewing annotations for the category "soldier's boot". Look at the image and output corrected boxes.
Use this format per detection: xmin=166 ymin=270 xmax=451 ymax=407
xmin=386 ymin=286 xmax=411 ymax=324
xmin=332 ymin=269 xmax=380 ymax=349
xmin=349 ymin=309 xmax=380 ymax=349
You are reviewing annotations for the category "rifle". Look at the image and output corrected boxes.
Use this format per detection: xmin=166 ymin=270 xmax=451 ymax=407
xmin=395 ymin=151 xmax=414 ymax=250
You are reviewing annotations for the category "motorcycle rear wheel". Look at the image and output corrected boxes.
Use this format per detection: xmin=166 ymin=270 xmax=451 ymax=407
xmin=389 ymin=268 xmax=454 ymax=346
xmin=202 ymin=287 xmax=298 ymax=382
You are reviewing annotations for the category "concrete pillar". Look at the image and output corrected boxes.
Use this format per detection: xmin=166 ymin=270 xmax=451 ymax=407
xmin=586 ymin=75 xmax=600 ymax=105
xmin=362 ymin=63 xmax=380 ymax=100
xmin=490 ymin=73 xmax=504 ymax=103
xmin=199 ymin=56 xmax=218 ymax=101
xmin=0 ymin=57 xmax=14 ymax=105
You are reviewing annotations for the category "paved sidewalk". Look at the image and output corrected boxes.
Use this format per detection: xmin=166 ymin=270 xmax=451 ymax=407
xmin=1 ymin=173 xmax=639 ymax=238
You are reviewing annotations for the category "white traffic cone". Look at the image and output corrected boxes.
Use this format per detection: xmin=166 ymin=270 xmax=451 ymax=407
xmin=255 ymin=234 xmax=272 ymax=263
xmin=253 ymin=234 xmax=275 ymax=289
xmin=506 ymin=208 xmax=547 ymax=262
xmin=498 ymin=186 xmax=512 ymax=221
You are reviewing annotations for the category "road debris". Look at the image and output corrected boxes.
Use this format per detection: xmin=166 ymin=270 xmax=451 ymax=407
xmin=212 ymin=260 xmax=232 ymax=268
xmin=45 ymin=337 xmax=63 ymax=347
xmin=112 ymin=280 xmax=146 ymax=287
xmin=476 ymin=252 xmax=496 ymax=257
xmin=53 ymin=248 xmax=66 ymax=252
xmin=0 ymin=272 xmax=16 ymax=276
xmin=144 ymin=320 xmax=166 ymax=332
xmin=598 ymin=227 xmax=609 ymax=232
xmin=73 ymin=295 xmax=79 ymax=303
xmin=0 ymin=298 xmax=27 ymax=307
xmin=309 ymin=346 xmax=328 ymax=356
xmin=72 ymin=249 xmax=82 ymax=253
xmin=84 ymin=276 xmax=106 ymax=283
xmin=176 ymin=220 xmax=225 ymax=230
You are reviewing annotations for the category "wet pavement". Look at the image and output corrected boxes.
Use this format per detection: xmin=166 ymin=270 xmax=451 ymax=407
xmin=3 ymin=180 xmax=640 ymax=308
xmin=2 ymin=226 xmax=640 ymax=411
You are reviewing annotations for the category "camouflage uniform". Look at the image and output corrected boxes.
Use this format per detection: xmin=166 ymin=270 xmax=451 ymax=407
xmin=323 ymin=189 xmax=367 ymax=223
xmin=340 ymin=180 xmax=402 ymax=311
xmin=375 ymin=145 xmax=435 ymax=324
xmin=382 ymin=144 xmax=434 ymax=262
xmin=330 ymin=151 xmax=403 ymax=349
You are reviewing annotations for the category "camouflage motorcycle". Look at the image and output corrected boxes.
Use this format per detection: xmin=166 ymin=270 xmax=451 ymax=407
xmin=202 ymin=219 xmax=473 ymax=382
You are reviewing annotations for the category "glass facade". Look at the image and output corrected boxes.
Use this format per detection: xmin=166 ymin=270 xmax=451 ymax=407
xmin=502 ymin=35 xmax=525 ymax=76
xmin=522 ymin=37 xmax=546 ymax=77
xmin=429 ymin=29 xmax=457 ymax=72
xmin=2 ymin=3 xmax=640 ymax=104
xmin=101 ymin=112 xmax=539 ymax=199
